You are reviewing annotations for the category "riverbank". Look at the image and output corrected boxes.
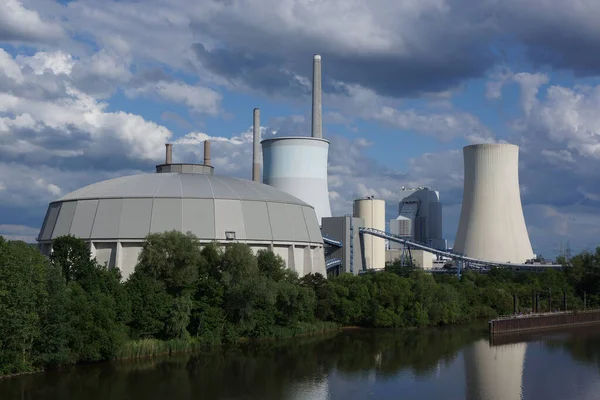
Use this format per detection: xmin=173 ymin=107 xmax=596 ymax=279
xmin=116 ymin=321 xmax=340 ymax=360
xmin=0 ymin=321 xmax=341 ymax=379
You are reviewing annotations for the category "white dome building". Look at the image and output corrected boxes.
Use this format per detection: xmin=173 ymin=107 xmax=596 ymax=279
xmin=37 ymin=143 xmax=326 ymax=280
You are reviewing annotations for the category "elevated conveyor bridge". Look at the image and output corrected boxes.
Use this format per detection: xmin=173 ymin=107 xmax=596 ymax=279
xmin=359 ymin=228 xmax=561 ymax=272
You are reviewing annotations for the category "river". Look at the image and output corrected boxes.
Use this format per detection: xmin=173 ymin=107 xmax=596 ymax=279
xmin=3 ymin=324 xmax=600 ymax=399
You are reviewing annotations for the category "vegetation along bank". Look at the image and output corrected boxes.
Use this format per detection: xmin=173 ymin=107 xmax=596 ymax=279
xmin=1 ymin=231 xmax=598 ymax=376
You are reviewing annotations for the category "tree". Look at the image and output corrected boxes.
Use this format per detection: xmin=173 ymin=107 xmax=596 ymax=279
xmin=136 ymin=231 xmax=202 ymax=296
xmin=50 ymin=235 xmax=95 ymax=284
xmin=0 ymin=240 xmax=47 ymax=374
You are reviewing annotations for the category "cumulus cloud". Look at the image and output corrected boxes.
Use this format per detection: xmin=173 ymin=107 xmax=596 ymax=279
xmin=126 ymin=80 xmax=222 ymax=116
xmin=0 ymin=50 xmax=172 ymax=170
xmin=0 ymin=0 xmax=65 ymax=43
xmin=372 ymin=106 xmax=495 ymax=143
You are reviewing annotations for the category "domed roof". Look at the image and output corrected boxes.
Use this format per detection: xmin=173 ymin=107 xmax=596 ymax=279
xmin=39 ymin=172 xmax=322 ymax=245
xmin=58 ymin=173 xmax=309 ymax=206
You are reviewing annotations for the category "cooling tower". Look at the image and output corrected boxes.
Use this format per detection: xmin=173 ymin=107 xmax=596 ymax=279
xmin=454 ymin=144 xmax=534 ymax=263
xmin=261 ymin=137 xmax=332 ymax=222
xmin=464 ymin=340 xmax=526 ymax=400
xmin=354 ymin=197 xmax=385 ymax=269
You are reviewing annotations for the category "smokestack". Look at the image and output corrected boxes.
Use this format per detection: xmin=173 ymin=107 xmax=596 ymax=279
xmin=252 ymin=108 xmax=261 ymax=182
xmin=203 ymin=140 xmax=211 ymax=166
xmin=165 ymin=143 xmax=173 ymax=164
xmin=311 ymin=54 xmax=322 ymax=138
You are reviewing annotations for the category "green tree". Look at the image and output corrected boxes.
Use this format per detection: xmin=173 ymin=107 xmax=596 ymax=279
xmin=0 ymin=239 xmax=47 ymax=374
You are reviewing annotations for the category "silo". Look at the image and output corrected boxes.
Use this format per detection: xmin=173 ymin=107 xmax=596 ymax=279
xmin=354 ymin=197 xmax=385 ymax=269
xmin=261 ymin=137 xmax=332 ymax=223
xmin=454 ymin=143 xmax=534 ymax=263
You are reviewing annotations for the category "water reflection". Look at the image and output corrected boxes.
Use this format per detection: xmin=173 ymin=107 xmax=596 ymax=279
xmin=2 ymin=324 xmax=600 ymax=399
xmin=464 ymin=340 xmax=526 ymax=400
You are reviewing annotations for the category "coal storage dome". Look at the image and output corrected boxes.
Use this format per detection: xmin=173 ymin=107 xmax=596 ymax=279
xmin=37 ymin=157 xmax=326 ymax=279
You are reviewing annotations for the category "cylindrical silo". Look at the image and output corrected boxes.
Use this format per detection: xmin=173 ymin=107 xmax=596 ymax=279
xmin=354 ymin=197 xmax=385 ymax=269
xmin=454 ymin=143 xmax=534 ymax=263
xmin=261 ymin=137 xmax=332 ymax=223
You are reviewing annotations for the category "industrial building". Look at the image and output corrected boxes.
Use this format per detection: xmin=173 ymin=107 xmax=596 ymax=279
xmin=353 ymin=197 xmax=386 ymax=270
xmin=37 ymin=142 xmax=326 ymax=280
xmin=321 ymin=215 xmax=364 ymax=274
xmin=389 ymin=187 xmax=446 ymax=250
xmin=454 ymin=143 xmax=534 ymax=263
xmin=261 ymin=54 xmax=332 ymax=223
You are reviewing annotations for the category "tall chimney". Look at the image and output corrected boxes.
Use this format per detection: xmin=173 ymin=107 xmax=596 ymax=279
xmin=311 ymin=54 xmax=323 ymax=138
xmin=252 ymin=108 xmax=261 ymax=182
xmin=203 ymin=140 xmax=211 ymax=166
xmin=165 ymin=143 xmax=173 ymax=164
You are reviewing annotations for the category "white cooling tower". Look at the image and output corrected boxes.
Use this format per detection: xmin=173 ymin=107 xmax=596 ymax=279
xmin=454 ymin=144 xmax=534 ymax=263
xmin=354 ymin=197 xmax=385 ymax=269
xmin=261 ymin=137 xmax=332 ymax=222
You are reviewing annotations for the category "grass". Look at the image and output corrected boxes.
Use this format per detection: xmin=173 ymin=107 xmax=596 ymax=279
xmin=116 ymin=321 xmax=340 ymax=360
xmin=116 ymin=338 xmax=202 ymax=360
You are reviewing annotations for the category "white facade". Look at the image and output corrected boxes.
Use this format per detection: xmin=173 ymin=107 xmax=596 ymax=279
xmin=389 ymin=187 xmax=446 ymax=250
xmin=261 ymin=137 xmax=332 ymax=223
xmin=454 ymin=143 xmax=534 ymax=263
xmin=353 ymin=197 xmax=385 ymax=270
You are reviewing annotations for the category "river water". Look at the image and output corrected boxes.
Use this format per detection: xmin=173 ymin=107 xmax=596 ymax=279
xmin=3 ymin=324 xmax=600 ymax=399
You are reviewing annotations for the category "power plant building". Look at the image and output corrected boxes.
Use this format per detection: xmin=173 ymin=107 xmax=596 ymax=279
xmin=321 ymin=215 xmax=364 ymax=275
xmin=353 ymin=197 xmax=385 ymax=270
xmin=389 ymin=187 xmax=446 ymax=250
xmin=37 ymin=143 xmax=326 ymax=280
xmin=454 ymin=143 xmax=534 ymax=263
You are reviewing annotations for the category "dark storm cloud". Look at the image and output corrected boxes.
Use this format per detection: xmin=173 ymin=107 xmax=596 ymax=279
xmin=193 ymin=40 xmax=494 ymax=99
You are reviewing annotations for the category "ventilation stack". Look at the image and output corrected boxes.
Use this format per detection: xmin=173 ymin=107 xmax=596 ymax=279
xmin=253 ymin=108 xmax=261 ymax=182
xmin=311 ymin=54 xmax=322 ymax=139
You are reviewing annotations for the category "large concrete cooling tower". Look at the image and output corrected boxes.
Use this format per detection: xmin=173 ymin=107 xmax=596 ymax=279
xmin=454 ymin=143 xmax=534 ymax=263
xmin=262 ymin=137 xmax=332 ymax=222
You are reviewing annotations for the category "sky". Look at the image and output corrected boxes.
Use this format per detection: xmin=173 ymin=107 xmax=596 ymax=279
xmin=2 ymin=0 xmax=600 ymax=258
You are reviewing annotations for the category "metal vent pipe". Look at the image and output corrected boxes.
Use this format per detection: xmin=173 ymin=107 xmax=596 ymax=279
xmin=253 ymin=108 xmax=261 ymax=182
xmin=204 ymin=140 xmax=211 ymax=166
xmin=165 ymin=143 xmax=173 ymax=164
